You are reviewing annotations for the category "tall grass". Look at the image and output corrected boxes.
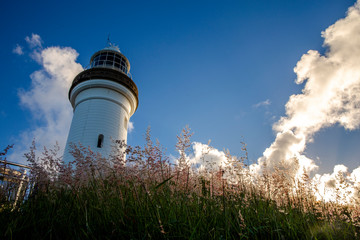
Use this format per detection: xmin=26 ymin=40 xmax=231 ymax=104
xmin=0 ymin=127 xmax=359 ymax=239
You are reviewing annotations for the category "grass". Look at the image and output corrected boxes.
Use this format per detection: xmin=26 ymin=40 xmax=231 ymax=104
xmin=0 ymin=127 xmax=359 ymax=239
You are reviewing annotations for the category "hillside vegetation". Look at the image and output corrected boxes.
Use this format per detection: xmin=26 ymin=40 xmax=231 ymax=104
xmin=1 ymin=127 xmax=359 ymax=239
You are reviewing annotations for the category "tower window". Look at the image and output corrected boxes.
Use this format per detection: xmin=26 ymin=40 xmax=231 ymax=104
xmin=124 ymin=117 xmax=128 ymax=130
xmin=97 ymin=134 xmax=104 ymax=148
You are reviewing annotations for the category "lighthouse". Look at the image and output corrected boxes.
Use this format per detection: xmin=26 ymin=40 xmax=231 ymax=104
xmin=64 ymin=44 xmax=138 ymax=161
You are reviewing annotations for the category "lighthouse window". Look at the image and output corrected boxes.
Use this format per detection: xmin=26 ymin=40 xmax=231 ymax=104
xmin=124 ymin=117 xmax=128 ymax=130
xmin=97 ymin=134 xmax=104 ymax=148
xmin=100 ymin=55 xmax=106 ymax=61
xmin=107 ymin=56 xmax=114 ymax=61
xmin=106 ymin=60 xmax=113 ymax=66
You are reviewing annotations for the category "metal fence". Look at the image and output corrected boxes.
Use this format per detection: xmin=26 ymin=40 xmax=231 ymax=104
xmin=0 ymin=160 xmax=32 ymax=207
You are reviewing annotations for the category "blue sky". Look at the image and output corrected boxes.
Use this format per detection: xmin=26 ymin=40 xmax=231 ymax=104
xmin=1 ymin=0 xmax=360 ymax=175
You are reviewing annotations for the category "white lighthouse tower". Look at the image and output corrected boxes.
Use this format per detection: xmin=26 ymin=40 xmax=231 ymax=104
xmin=64 ymin=44 xmax=138 ymax=161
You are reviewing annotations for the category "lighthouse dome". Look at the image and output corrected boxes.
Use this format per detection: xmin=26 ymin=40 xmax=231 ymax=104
xmin=90 ymin=46 xmax=131 ymax=74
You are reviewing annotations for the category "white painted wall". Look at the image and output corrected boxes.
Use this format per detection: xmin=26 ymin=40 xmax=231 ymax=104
xmin=64 ymin=79 xmax=137 ymax=162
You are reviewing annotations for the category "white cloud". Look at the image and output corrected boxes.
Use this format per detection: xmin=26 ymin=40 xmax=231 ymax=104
xmin=23 ymin=34 xmax=43 ymax=63
xmin=25 ymin=33 xmax=42 ymax=49
xmin=189 ymin=142 xmax=229 ymax=171
xmin=313 ymin=165 xmax=360 ymax=204
xmin=12 ymin=44 xmax=24 ymax=55
xmin=253 ymin=99 xmax=271 ymax=108
xmin=251 ymin=0 xmax=360 ymax=203
xmin=256 ymin=130 xmax=318 ymax=176
xmin=128 ymin=121 xmax=134 ymax=133
xmin=29 ymin=49 xmax=42 ymax=64
xmin=9 ymin=36 xmax=83 ymax=163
